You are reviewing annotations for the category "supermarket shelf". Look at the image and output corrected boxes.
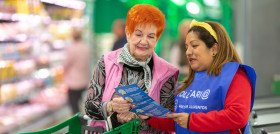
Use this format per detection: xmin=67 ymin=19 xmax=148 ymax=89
xmin=253 ymin=103 xmax=280 ymax=111
xmin=0 ymin=12 xmax=51 ymax=23
xmin=6 ymin=105 xmax=71 ymax=134
xmin=253 ymin=96 xmax=280 ymax=111
xmin=1 ymin=4 xmax=76 ymax=134
xmin=251 ymin=113 xmax=280 ymax=134
xmin=1 ymin=3 xmax=72 ymax=134
xmin=0 ymin=12 xmax=18 ymax=22
xmin=0 ymin=74 xmax=33 ymax=85
xmin=252 ymin=113 xmax=280 ymax=127
xmin=41 ymin=0 xmax=86 ymax=10
xmin=250 ymin=97 xmax=280 ymax=134
xmin=0 ymin=40 xmax=23 ymax=43
xmin=1 ymin=81 xmax=62 ymax=106
xmin=0 ymin=34 xmax=28 ymax=43
xmin=1 ymin=87 xmax=42 ymax=106
xmin=0 ymin=54 xmax=36 ymax=62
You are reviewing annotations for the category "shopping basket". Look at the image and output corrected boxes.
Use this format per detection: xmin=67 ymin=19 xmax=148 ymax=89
xmin=19 ymin=113 xmax=140 ymax=134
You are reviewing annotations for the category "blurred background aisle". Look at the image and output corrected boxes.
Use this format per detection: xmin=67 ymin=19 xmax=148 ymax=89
xmin=0 ymin=0 xmax=279 ymax=134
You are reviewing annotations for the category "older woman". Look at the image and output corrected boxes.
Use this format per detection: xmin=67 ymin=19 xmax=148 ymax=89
xmin=85 ymin=4 xmax=179 ymax=134
xmin=144 ymin=20 xmax=256 ymax=134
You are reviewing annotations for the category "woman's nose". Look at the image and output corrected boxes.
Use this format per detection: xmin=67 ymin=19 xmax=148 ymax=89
xmin=186 ymin=47 xmax=192 ymax=55
xmin=140 ymin=36 xmax=148 ymax=44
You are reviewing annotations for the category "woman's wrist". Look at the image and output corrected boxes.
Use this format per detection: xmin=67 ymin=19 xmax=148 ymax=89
xmin=132 ymin=113 xmax=140 ymax=119
xmin=144 ymin=117 xmax=151 ymax=121
xmin=107 ymin=101 xmax=113 ymax=115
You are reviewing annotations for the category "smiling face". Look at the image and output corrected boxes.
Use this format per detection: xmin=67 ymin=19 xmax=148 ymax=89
xmin=126 ymin=24 xmax=158 ymax=62
xmin=185 ymin=31 xmax=217 ymax=72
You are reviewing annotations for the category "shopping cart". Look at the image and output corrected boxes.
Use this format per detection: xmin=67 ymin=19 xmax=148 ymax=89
xmin=19 ymin=113 xmax=141 ymax=134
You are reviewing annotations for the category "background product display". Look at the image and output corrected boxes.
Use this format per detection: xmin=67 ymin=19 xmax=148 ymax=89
xmin=0 ymin=0 xmax=87 ymax=133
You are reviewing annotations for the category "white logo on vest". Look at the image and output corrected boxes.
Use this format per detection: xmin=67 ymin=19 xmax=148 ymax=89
xmin=178 ymin=89 xmax=211 ymax=100
xmin=201 ymin=89 xmax=210 ymax=100
xmin=175 ymin=99 xmax=178 ymax=111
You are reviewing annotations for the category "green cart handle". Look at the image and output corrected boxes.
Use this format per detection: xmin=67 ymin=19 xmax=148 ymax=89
xmin=18 ymin=113 xmax=140 ymax=134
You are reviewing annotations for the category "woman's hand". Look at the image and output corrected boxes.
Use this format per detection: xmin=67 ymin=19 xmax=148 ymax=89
xmin=117 ymin=112 xmax=137 ymax=124
xmin=138 ymin=115 xmax=149 ymax=120
xmin=111 ymin=97 xmax=132 ymax=113
xmin=166 ymin=113 xmax=189 ymax=128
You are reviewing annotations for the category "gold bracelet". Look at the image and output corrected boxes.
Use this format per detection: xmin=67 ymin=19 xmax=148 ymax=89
xmin=132 ymin=113 xmax=139 ymax=119
xmin=108 ymin=101 xmax=113 ymax=113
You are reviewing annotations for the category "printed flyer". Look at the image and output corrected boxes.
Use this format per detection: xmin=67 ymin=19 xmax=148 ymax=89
xmin=114 ymin=84 xmax=172 ymax=118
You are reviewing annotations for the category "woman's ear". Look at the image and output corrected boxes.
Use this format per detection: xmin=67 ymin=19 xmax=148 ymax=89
xmin=125 ymin=28 xmax=130 ymax=43
xmin=211 ymin=43 xmax=219 ymax=56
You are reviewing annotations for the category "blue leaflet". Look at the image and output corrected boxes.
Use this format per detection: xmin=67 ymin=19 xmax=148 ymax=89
xmin=115 ymin=84 xmax=172 ymax=118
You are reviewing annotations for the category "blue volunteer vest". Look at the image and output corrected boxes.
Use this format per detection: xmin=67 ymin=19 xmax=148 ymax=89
xmin=175 ymin=62 xmax=256 ymax=134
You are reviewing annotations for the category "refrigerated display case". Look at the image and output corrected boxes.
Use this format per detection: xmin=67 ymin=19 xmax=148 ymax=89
xmin=250 ymin=96 xmax=280 ymax=134
xmin=0 ymin=1 xmax=87 ymax=133
xmin=0 ymin=13 xmax=69 ymax=133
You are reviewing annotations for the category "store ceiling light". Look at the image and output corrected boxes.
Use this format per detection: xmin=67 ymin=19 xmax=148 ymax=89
xmin=36 ymin=68 xmax=50 ymax=79
xmin=186 ymin=2 xmax=200 ymax=14
xmin=171 ymin=0 xmax=186 ymax=6
xmin=41 ymin=0 xmax=86 ymax=10
xmin=203 ymin=0 xmax=219 ymax=7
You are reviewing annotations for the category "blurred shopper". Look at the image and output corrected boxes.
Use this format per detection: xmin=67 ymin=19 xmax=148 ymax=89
xmin=63 ymin=28 xmax=91 ymax=115
xmin=143 ymin=20 xmax=257 ymax=134
xmin=85 ymin=4 xmax=179 ymax=133
xmin=170 ymin=19 xmax=192 ymax=81
xmin=111 ymin=19 xmax=127 ymax=51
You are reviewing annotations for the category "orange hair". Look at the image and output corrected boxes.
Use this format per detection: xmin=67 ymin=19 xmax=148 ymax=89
xmin=126 ymin=4 xmax=165 ymax=40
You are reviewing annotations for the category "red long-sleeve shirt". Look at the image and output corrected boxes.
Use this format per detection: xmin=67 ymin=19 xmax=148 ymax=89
xmin=147 ymin=68 xmax=252 ymax=134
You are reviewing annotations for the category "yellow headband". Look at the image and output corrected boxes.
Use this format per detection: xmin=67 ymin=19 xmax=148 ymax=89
xmin=189 ymin=19 xmax=218 ymax=42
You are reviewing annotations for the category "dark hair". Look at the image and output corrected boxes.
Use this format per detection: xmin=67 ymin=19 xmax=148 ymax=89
xmin=72 ymin=28 xmax=82 ymax=41
xmin=189 ymin=26 xmax=217 ymax=49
